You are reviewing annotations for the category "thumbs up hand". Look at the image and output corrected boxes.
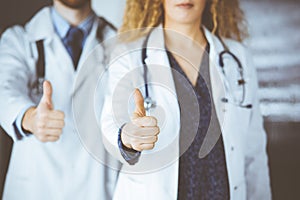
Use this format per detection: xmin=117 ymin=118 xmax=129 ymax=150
xmin=121 ymin=89 xmax=160 ymax=151
xmin=22 ymin=81 xmax=65 ymax=142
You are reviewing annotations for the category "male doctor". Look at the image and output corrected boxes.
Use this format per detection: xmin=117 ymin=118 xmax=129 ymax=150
xmin=0 ymin=0 xmax=118 ymax=199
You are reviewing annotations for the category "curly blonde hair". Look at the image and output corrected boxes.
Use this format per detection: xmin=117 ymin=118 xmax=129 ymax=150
xmin=119 ymin=0 xmax=248 ymax=42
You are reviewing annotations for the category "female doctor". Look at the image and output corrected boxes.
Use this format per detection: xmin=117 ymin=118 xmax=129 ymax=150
xmin=101 ymin=0 xmax=271 ymax=199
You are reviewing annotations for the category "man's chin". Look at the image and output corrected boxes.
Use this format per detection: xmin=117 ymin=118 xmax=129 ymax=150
xmin=58 ymin=0 xmax=90 ymax=9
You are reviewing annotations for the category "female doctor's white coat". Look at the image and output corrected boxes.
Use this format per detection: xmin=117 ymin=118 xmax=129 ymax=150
xmin=101 ymin=27 xmax=272 ymax=200
xmin=0 ymin=7 xmax=119 ymax=200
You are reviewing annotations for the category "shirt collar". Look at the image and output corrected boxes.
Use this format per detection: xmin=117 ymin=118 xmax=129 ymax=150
xmin=51 ymin=7 xmax=96 ymax=39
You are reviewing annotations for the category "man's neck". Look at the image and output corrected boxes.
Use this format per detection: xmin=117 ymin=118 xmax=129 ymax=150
xmin=53 ymin=0 xmax=92 ymax=26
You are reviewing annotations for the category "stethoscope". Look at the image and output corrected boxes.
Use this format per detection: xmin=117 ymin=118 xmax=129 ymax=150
xmin=141 ymin=31 xmax=252 ymax=111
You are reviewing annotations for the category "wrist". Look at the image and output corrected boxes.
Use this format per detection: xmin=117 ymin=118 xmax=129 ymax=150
xmin=118 ymin=125 xmax=141 ymax=165
xmin=22 ymin=107 xmax=36 ymax=134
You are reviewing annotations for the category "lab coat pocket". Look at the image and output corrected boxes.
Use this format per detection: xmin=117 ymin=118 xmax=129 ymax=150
xmin=3 ymin=175 xmax=33 ymax=200
xmin=223 ymin=103 xmax=252 ymax=152
xmin=235 ymin=105 xmax=252 ymax=136
xmin=7 ymin=139 xmax=36 ymax=179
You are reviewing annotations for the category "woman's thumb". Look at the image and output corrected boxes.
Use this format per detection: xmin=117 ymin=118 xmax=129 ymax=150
xmin=132 ymin=88 xmax=145 ymax=119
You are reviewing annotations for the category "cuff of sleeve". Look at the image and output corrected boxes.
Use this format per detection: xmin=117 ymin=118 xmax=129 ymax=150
xmin=14 ymin=104 xmax=35 ymax=139
xmin=118 ymin=124 xmax=141 ymax=165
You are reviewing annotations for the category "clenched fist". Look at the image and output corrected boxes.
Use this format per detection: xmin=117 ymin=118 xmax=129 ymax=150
xmin=22 ymin=81 xmax=65 ymax=142
xmin=121 ymin=89 xmax=160 ymax=151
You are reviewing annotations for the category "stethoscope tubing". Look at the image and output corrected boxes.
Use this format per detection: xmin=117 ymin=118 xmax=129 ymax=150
xmin=141 ymin=31 xmax=252 ymax=110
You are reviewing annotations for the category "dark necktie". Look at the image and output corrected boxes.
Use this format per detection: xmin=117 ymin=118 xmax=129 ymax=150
xmin=65 ymin=27 xmax=84 ymax=70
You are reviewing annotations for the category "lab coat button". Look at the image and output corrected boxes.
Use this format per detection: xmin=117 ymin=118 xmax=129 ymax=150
xmin=234 ymin=186 xmax=238 ymax=190
xmin=231 ymin=146 xmax=234 ymax=151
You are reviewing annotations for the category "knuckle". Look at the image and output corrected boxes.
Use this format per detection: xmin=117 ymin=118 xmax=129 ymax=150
xmin=37 ymin=121 xmax=46 ymax=129
xmin=155 ymin=127 xmax=160 ymax=135
xmin=131 ymin=144 xmax=140 ymax=151
xmin=131 ymin=130 xmax=139 ymax=137
xmin=131 ymin=138 xmax=139 ymax=144
xmin=57 ymin=111 xmax=65 ymax=119
xmin=58 ymin=129 xmax=63 ymax=135
xmin=145 ymin=144 xmax=154 ymax=150
xmin=52 ymin=137 xmax=60 ymax=142
xmin=150 ymin=127 xmax=158 ymax=135
xmin=58 ymin=121 xmax=64 ymax=128
xmin=131 ymin=120 xmax=140 ymax=127
xmin=121 ymin=132 xmax=130 ymax=140
xmin=37 ymin=135 xmax=47 ymax=142
xmin=36 ymin=129 xmax=43 ymax=136
xmin=39 ymin=113 xmax=48 ymax=121
xmin=151 ymin=117 xmax=157 ymax=125
xmin=122 ymin=125 xmax=132 ymax=135
xmin=150 ymin=143 xmax=155 ymax=149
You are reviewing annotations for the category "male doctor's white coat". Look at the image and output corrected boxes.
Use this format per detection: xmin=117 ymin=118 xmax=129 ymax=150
xmin=101 ymin=27 xmax=272 ymax=200
xmin=0 ymin=7 xmax=119 ymax=200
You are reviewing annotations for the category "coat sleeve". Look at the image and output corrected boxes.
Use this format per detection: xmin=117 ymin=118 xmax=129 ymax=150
xmin=100 ymin=46 xmax=138 ymax=164
xmin=243 ymin=47 xmax=272 ymax=200
xmin=0 ymin=27 xmax=35 ymax=142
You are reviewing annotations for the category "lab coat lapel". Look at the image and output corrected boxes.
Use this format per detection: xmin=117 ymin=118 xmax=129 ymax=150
xmin=25 ymin=7 xmax=106 ymax=94
xmin=139 ymin=28 xmax=180 ymax=186
xmin=76 ymin=19 xmax=103 ymax=74
xmin=203 ymin=28 xmax=228 ymax=130
xmin=72 ymin=18 xmax=114 ymax=104
xmin=25 ymin=7 xmax=55 ymax=42
xmin=145 ymin=26 xmax=228 ymax=131
xmin=25 ymin=6 xmax=76 ymax=77
xmin=144 ymin=26 xmax=178 ymax=97
xmin=49 ymin=35 xmax=75 ymax=77
xmin=72 ymin=19 xmax=104 ymax=94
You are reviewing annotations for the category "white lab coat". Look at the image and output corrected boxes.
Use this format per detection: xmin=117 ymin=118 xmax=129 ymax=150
xmin=101 ymin=27 xmax=272 ymax=200
xmin=0 ymin=7 xmax=119 ymax=200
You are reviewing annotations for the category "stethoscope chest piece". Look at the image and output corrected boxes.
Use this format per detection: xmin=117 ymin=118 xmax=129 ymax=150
xmin=144 ymin=96 xmax=156 ymax=111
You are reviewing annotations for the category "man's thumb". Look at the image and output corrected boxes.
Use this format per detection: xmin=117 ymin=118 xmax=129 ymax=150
xmin=132 ymin=88 xmax=145 ymax=119
xmin=40 ymin=80 xmax=53 ymax=109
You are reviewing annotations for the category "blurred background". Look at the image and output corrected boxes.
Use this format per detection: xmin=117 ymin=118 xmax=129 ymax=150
xmin=0 ymin=0 xmax=299 ymax=199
